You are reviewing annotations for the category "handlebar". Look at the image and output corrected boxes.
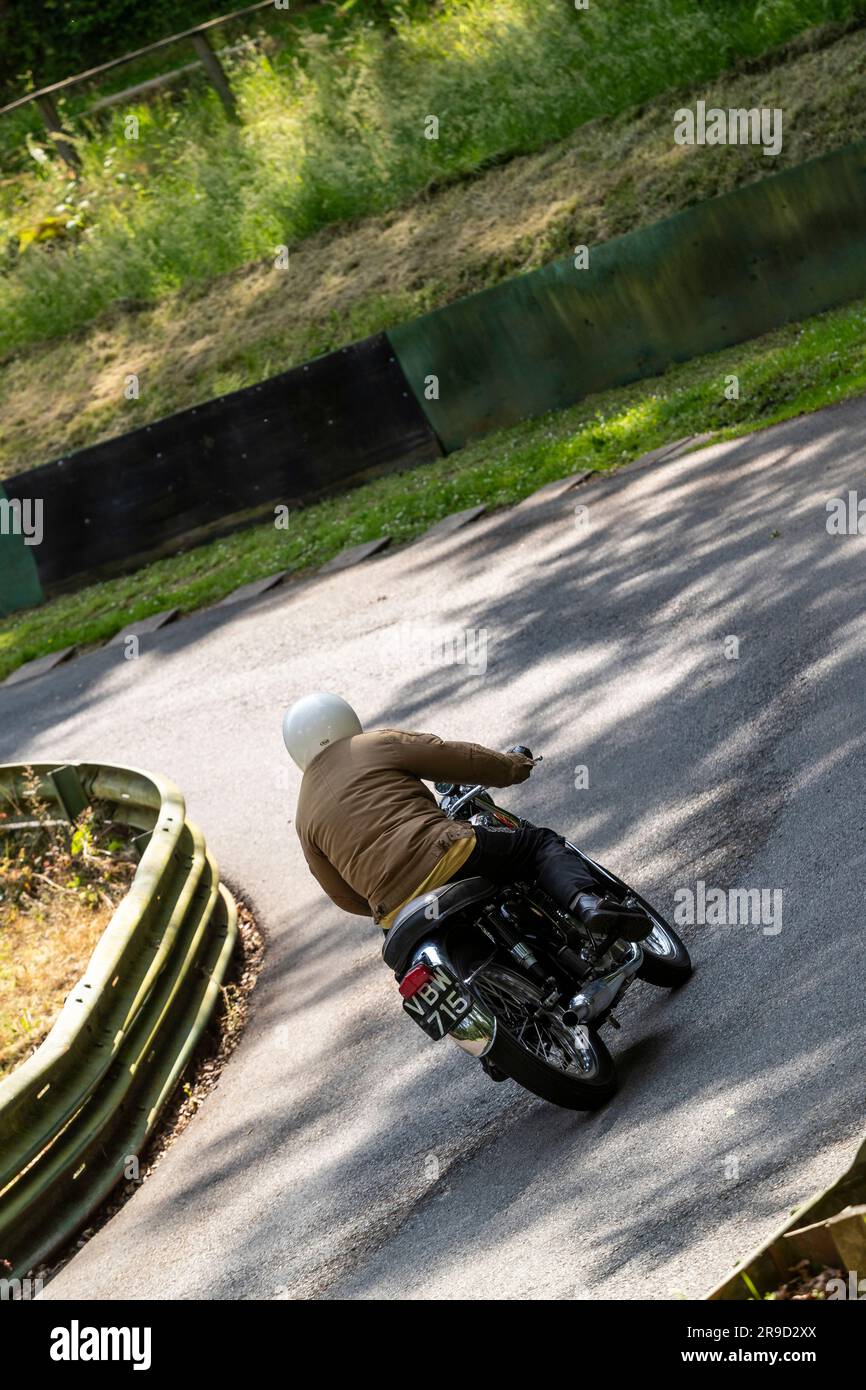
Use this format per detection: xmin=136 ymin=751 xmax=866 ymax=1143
xmin=439 ymin=747 xmax=542 ymax=817
xmin=508 ymin=744 xmax=542 ymax=766
xmin=441 ymin=783 xmax=484 ymax=817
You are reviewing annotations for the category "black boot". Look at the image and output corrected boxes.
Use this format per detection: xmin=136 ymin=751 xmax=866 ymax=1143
xmin=570 ymin=892 xmax=653 ymax=942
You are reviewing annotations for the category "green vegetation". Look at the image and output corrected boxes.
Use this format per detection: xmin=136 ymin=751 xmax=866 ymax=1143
xmin=3 ymin=1 xmax=866 ymax=681
xmin=2 ymin=292 xmax=865 ymax=682
xmin=1 ymin=0 xmax=235 ymax=97
xmin=0 ymin=0 xmax=367 ymax=124
xmin=5 ymin=17 xmax=866 ymax=478
xmin=1 ymin=0 xmax=863 ymax=353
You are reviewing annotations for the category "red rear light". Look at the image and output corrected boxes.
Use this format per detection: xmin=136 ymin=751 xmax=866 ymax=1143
xmin=399 ymin=964 xmax=433 ymax=998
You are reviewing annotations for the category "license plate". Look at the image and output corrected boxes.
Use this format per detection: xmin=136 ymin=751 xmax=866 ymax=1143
xmin=402 ymin=963 xmax=472 ymax=1040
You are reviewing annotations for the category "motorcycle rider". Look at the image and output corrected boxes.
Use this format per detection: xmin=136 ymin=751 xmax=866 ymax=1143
xmin=284 ymin=692 xmax=650 ymax=938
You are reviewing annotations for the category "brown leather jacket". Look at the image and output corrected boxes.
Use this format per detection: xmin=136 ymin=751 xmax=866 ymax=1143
xmin=295 ymin=729 xmax=532 ymax=922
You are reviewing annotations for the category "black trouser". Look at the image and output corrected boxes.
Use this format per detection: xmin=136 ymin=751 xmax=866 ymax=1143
xmin=452 ymin=824 xmax=597 ymax=911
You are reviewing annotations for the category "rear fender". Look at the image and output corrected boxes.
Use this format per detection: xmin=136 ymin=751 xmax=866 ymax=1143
xmin=402 ymin=937 xmax=497 ymax=1058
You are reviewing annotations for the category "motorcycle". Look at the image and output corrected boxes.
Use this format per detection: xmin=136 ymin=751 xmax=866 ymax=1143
xmin=381 ymin=747 xmax=692 ymax=1110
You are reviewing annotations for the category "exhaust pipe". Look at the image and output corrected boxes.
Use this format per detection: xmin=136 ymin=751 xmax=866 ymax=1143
xmin=562 ymin=941 xmax=643 ymax=1026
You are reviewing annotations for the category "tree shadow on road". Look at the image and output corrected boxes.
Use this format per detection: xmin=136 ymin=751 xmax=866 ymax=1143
xmin=32 ymin=393 xmax=866 ymax=1300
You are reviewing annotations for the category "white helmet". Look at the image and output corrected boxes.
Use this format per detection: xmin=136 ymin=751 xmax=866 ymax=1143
xmin=282 ymin=692 xmax=362 ymax=771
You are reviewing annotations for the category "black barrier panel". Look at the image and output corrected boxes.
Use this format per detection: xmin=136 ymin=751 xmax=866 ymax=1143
xmin=4 ymin=333 xmax=441 ymax=593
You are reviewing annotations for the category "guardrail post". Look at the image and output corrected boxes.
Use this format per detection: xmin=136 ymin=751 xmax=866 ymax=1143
xmin=189 ymin=33 xmax=238 ymax=120
xmin=49 ymin=765 xmax=89 ymax=821
xmin=34 ymin=94 xmax=81 ymax=168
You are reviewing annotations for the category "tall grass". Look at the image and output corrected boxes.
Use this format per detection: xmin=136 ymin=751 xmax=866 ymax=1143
xmin=0 ymin=0 xmax=861 ymax=352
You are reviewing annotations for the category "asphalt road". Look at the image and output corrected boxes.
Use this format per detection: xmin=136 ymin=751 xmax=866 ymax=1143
xmin=3 ymin=396 xmax=866 ymax=1301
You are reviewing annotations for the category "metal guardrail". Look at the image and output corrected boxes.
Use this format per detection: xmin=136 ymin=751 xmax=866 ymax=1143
xmin=0 ymin=761 xmax=237 ymax=1279
xmin=707 ymin=1137 xmax=866 ymax=1299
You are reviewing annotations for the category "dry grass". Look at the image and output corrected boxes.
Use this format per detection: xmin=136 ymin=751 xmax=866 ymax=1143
xmin=3 ymin=21 xmax=866 ymax=479
xmin=0 ymin=894 xmax=115 ymax=1077
xmin=0 ymin=783 xmax=138 ymax=1079
xmin=770 ymin=1259 xmax=848 ymax=1299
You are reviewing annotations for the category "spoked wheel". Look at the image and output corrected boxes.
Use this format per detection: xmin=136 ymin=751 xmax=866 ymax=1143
xmin=453 ymin=946 xmax=617 ymax=1111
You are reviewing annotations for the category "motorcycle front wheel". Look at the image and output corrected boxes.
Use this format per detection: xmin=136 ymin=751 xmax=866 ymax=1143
xmin=452 ymin=943 xmax=617 ymax=1110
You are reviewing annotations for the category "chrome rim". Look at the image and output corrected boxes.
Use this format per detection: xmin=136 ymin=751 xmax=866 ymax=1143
xmin=564 ymin=844 xmax=680 ymax=962
xmin=640 ymin=911 xmax=679 ymax=960
xmin=472 ymin=964 xmax=605 ymax=1080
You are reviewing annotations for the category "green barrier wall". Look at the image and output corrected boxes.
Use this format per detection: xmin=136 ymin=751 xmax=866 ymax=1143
xmin=0 ymin=482 xmax=43 ymax=617
xmin=388 ymin=140 xmax=866 ymax=452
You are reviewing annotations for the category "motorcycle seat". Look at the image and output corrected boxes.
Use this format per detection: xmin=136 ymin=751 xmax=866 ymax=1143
xmin=381 ymin=876 xmax=494 ymax=974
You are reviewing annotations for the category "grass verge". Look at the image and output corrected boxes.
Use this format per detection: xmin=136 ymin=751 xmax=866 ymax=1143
xmin=2 ymin=293 xmax=866 ymax=684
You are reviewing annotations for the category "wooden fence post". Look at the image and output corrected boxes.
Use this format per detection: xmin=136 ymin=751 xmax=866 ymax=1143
xmin=35 ymin=93 xmax=81 ymax=168
xmin=189 ymin=33 xmax=238 ymax=120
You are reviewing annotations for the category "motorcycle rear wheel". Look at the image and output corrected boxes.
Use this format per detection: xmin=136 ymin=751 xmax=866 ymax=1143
xmin=453 ymin=945 xmax=617 ymax=1110
xmin=630 ymin=901 xmax=692 ymax=987
xmin=563 ymin=842 xmax=692 ymax=988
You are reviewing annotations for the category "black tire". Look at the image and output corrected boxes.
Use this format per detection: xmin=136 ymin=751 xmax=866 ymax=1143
xmin=486 ymin=1013 xmax=617 ymax=1110
xmin=562 ymin=842 xmax=692 ymax=989
xmin=452 ymin=941 xmax=617 ymax=1111
xmin=634 ymin=903 xmax=692 ymax=987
